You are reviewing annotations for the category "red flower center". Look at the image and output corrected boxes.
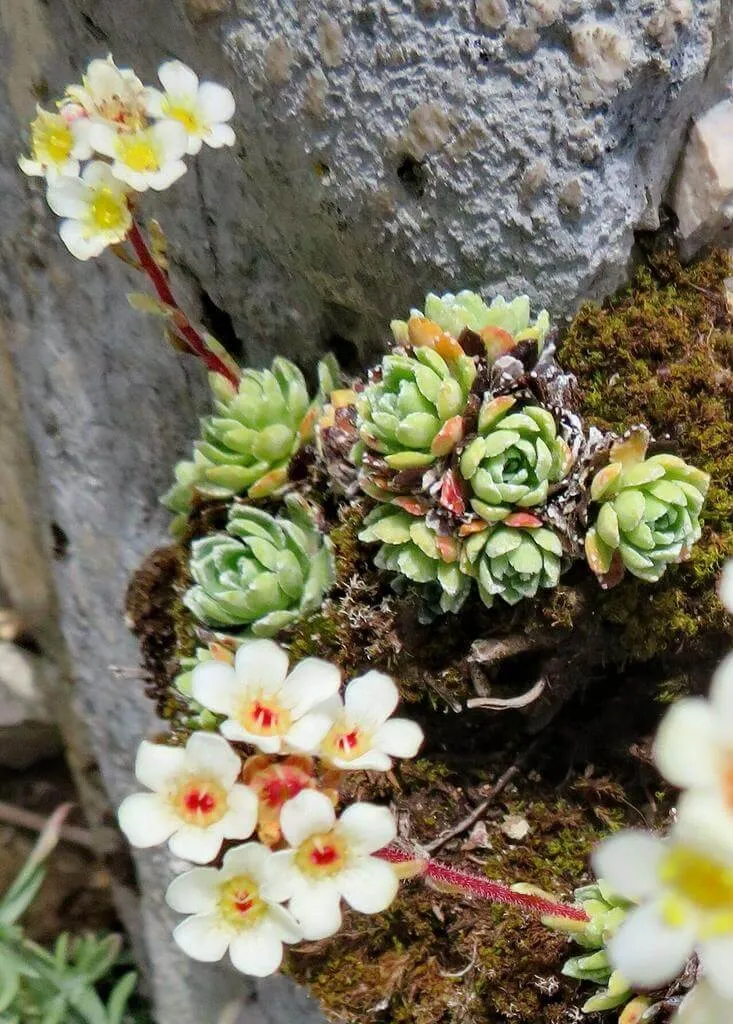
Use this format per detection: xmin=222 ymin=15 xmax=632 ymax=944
xmin=184 ymin=789 xmax=217 ymax=814
xmin=253 ymin=701 xmax=277 ymax=729
xmin=310 ymin=845 xmax=339 ymax=868
xmin=337 ymin=729 xmax=360 ymax=753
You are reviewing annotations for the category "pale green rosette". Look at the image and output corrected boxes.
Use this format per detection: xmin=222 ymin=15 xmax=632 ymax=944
xmin=358 ymin=505 xmax=471 ymax=613
xmin=459 ymin=395 xmax=572 ymax=522
xmin=585 ymin=433 xmax=710 ymax=585
xmin=391 ymin=290 xmax=550 ymax=349
xmin=184 ymin=495 xmax=336 ymax=635
xmin=461 ymin=520 xmax=564 ymax=608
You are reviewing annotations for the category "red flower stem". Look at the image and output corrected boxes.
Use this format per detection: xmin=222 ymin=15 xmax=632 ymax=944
xmin=379 ymin=846 xmax=588 ymax=923
xmin=126 ymin=219 xmax=240 ymax=389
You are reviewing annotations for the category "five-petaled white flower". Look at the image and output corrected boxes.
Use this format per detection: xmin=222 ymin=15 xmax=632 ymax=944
xmin=46 ymin=161 xmax=132 ymax=260
xmin=89 ymin=119 xmax=188 ymax=192
xmin=316 ymin=670 xmax=424 ymax=771
xmin=118 ymin=731 xmax=257 ymax=864
xmin=144 ymin=60 xmax=235 ymax=154
xmin=166 ymin=843 xmax=302 ymax=977
xmin=192 ymin=639 xmax=341 ymax=755
xmin=593 ymin=798 xmax=733 ymax=997
xmin=673 ymin=980 xmax=733 ymax=1024
xmin=63 ymin=55 xmax=146 ymax=132
xmin=653 ymin=650 xmax=733 ymax=819
xmin=18 ymin=106 xmax=92 ymax=180
xmin=266 ymin=790 xmax=399 ymax=940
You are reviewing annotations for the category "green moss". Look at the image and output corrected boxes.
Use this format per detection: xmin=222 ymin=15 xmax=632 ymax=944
xmin=560 ymin=246 xmax=733 ymax=660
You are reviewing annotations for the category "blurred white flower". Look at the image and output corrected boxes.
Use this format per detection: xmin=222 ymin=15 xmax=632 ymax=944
xmin=593 ymin=799 xmax=733 ymax=998
xmin=63 ymin=54 xmax=146 ymax=131
xmin=18 ymin=107 xmax=92 ymax=180
xmin=166 ymin=843 xmax=301 ymax=976
xmin=145 ymin=60 xmax=235 ymax=154
xmin=266 ymin=790 xmax=398 ymax=940
xmin=673 ymin=980 xmax=733 ymax=1023
xmin=317 ymin=670 xmax=424 ymax=771
xmin=192 ymin=639 xmax=341 ymax=755
xmin=46 ymin=162 xmax=132 ymax=260
xmin=653 ymin=650 xmax=733 ymax=815
xmin=720 ymin=559 xmax=733 ymax=615
xmin=118 ymin=731 xmax=257 ymax=864
xmin=89 ymin=119 xmax=188 ymax=192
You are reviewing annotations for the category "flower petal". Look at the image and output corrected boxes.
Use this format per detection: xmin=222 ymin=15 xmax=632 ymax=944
xmin=219 ymin=786 xmax=258 ymax=840
xmin=261 ymin=849 xmax=299 ymax=903
xmin=88 ymin=122 xmax=118 ymax=158
xmin=674 ymin=981 xmax=733 ymax=1024
xmin=698 ymin=936 xmax=733 ymax=999
xmin=220 ymin=719 xmax=283 ymax=754
xmin=134 ymin=740 xmax=187 ymax=791
xmin=592 ymin=830 xmax=666 ymax=902
xmin=280 ymin=659 xmax=342 ymax=718
xmin=165 ymin=868 xmax=219 ymax=914
xmin=280 ymin=790 xmax=335 ymax=848
xmin=285 ymin=712 xmax=333 ymax=753
xmin=344 ymin=671 xmax=399 ymax=729
xmin=337 ymin=857 xmax=399 ymax=914
xmin=289 ymin=878 xmax=342 ymax=940
xmin=58 ymin=219 xmax=106 ymax=260
xmin=158 ymin=60 xmax=200 ymax=98
xmin=374 ymin=718 xmax=424 ymax=759
xmin=221 ymin=841 xmax=271 ymax=882
xmin=711 ymin=652 xmax=733 ymax=730
xmin=674 ymin=791 xmax=733 ymax=862
xmin=608 ymin=902 xmax=695 ymax=989
xmin=168 ymin=824 xmax=225 ymax=864
xmin=118 ymin=792 xmax=179 ymax=847
xmin=147 ymin=160 xmax=187 ymax=191
xmin=185 ymin=731 xmax=241 ymax=787
xmin=150 ymin=119 xmax=188 ymax=161
xmin=205 ymin=122 xmax=235 ymax=148
xmin=197 ymin=81 xmax=235 ymax=123
xmin=46 ymin=176 xmax=89 ymax=218
xmin=332 ymin=750 xmax=392 ymax=772
xmin=228 ymin=926 xmax=284 ymax=977
xmin=720 ymin=561 xmax=733 ymax=614
xmin=172 ymin=913 xmax=232 ymax=962
xmin=234 ymin=639 xmax=289 ymax=694
xmin=337 ymin=802 xmax=396 ymax=854
xmin=266 ymin=904 xmax=303 ymax=944
xmin=191 ymin=661 xmax=238 ymax=715
xmin=652 ymin=699 xmax=718 ymax=790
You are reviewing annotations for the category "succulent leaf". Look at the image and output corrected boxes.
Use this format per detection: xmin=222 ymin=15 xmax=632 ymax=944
xmin=460 ymin=523 xmax=565 ymax=608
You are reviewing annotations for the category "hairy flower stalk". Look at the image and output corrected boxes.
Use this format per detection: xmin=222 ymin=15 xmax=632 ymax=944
xmin=379 ymin=847 xmax=588 ymax=923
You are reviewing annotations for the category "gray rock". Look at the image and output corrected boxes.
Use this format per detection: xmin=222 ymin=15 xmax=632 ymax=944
xmin=0 ymin=1 xmax=731 ymax=1023
xmin=0 ymin=642 xmax=61 ymax=769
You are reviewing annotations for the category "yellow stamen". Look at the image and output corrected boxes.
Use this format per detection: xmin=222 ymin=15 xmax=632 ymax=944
xmin=88 ymin=189 xmax=130 ymax=234
xmin=217 ymin=875 xmax=266 ymax=928
xmin=295 ymin=831 xmax=347 ymax=879
xmin=163 ymin=100 xmax=201 ymax=134
xmin=32 ymin=112 xmax=73 ymax=166
xmin=660 ymin=846 xmax=733 ymax=913
xmin=117 ymin=133 xmax=159 ymax=173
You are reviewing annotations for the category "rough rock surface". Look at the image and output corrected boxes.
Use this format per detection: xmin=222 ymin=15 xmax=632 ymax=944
xmin=0 ymin=1 xmax=731 ymax=1023
xmin=673 ymin=98 xmax=733 ymax=256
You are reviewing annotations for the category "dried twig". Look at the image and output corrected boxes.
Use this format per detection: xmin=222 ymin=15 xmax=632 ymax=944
xmin=0 ymin=800 xmax=100 ymax=853
xmin=466 ymin=677 xmax=546 ymax=711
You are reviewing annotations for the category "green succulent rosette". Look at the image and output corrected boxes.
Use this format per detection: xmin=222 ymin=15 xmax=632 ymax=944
xmin=353 ymin=346 xmax=477 ymax=483
xmin=390 ymin=290 xmax=550 ymax=353
xmin=183 ymin=495 xmax=336 ymax=635
xmin=358 ymin=504 xmax=471 ymax=613
xmin=459 ymin=395 xmax=572 ymax=522
xmin=585 ymin=430 xmax=710 ymax=585
xmin=163 ymin=356 xmax=339 ymax=533
xmin=460 ymin=515 xmax=564 ymax=608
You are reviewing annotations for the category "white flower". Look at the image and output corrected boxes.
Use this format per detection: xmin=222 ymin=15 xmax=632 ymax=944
xmin=720 ymin=559 xmax=733 ymax=615
xmin=192 ymin=639 xmax=341 ymax=755
xmin=63 ymin=55 xmax=146 ymax=132
xmin=46 ymin=162 xmax=132 ymax=260
xmin=593 ymin=799 xmax=733 ymax=998
xmin=316 ymin=670 xmax=424 ymax=771
xmin=118 ymin=731 xmax=257 ymax=864
xmin=653 ymin=650 xmax=733 ymax=816
xmin=144 ymin=60 xmax=235 ymax=155
xmin=265 ymin=790 xmax=399 ymax=940
xmin=673 ymin=980 xmax=733 ymax=1024
xmin=18 ymin=106 xmax=92 ymax=180
xmin=166 ymin=843 xmax=301 ymax=976
xmin=89 ymin=119 xmax=188 ymax=192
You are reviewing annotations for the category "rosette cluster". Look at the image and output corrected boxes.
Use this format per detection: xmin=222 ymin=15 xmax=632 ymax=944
xmin=118 ymin=639 xmax=424 ymax=976
xmin=340 ymin=291 xmax=710 ymax=613
xmin=19 ymin=55 xmax=235 ymax=259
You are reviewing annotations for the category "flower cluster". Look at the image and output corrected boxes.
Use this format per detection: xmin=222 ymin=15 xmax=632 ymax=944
xmin=118 ymin=639 xmax=424 ymax=976
xmin=20 ymin=55 xmax=234 ymax=259
xmin=341 ymin=293 xmax=710 ymax=615
xmin=550 ymin=561 xmax=733 ymax=1020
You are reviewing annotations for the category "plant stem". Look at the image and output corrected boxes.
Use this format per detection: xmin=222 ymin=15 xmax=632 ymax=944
xmin=127 ymin=219 xmax=240 ymax=389
xmin=379 ymin=846 xmax=588 ymax=923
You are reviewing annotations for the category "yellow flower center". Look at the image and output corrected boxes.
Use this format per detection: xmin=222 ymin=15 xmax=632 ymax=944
xmin=321 ymin=718 xmax=370 ymax=763
xmin=238 ymin=694 xmax=291 ymax=738
xmin=32 ymin=113 xmax=73 ymax=166
xmin=217 ymin=875 xmax=266 ymax=929
xmin=88 ymin=189 xmax=130 ymax=234
xmin=295 ymin=830 xmax=348 ymax=879
xmin=660 ymin=846 xmax=733 ymax=918
xmin=163 ymin=99 xmax=202 ymax=134
xmin=116 ymin=133 xmax=159 ymax=173
xmin=171 ymin=775 xmax=228 ymax=827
